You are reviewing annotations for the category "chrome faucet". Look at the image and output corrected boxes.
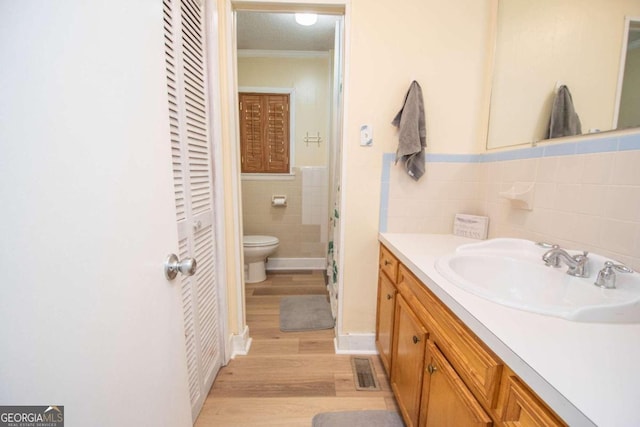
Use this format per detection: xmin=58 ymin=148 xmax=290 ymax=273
xmin=542 ymin=246 xmax=590 ymax=277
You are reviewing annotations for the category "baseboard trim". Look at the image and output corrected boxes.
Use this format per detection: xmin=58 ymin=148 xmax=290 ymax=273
xmin=334 ymin=333 xmax=378 ymax=355
xmin=266 ymin=257 xmax=326 ymax=271
xmin=228 ymin=325 xmax=252 ymax=359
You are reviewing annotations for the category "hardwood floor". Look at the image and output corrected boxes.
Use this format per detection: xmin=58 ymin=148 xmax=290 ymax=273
xmin=195 ymin=271 xmax=399 ymax=427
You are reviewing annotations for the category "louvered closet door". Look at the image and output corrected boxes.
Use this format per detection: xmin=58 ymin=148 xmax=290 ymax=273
xmin=163 ymin=0 xmax=221 ymax=421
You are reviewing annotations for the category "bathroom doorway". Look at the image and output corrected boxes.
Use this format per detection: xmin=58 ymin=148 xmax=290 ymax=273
xmin=233 ymin=6 xmax=345 ymax=329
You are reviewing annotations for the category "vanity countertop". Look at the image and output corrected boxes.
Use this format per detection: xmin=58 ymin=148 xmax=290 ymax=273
xmin=379 ymin=232 xmax=640 ymax=427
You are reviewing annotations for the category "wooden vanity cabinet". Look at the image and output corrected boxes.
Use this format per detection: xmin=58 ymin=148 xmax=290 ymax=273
xmin=376 ymin=245 xmax=399 ymax=375
xmin=399 ymin=265 xmax=502 ymax=411
xmin=377 ymin=243 xmax=567 ymax=427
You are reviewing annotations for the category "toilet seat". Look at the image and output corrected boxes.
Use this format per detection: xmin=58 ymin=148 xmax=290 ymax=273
xmin=243 ymin=235 xmax=279 ymax=247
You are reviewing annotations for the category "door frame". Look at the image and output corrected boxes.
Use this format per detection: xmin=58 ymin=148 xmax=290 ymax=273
xmin=204 ymin=0 xmax=230 ymax=364
xmin=223 ymin=0 xmax=350 ymax=350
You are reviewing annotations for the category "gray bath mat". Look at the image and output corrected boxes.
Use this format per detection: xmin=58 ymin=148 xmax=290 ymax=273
xmin=312 ymin=410 xmax=403 ymax=427
xmin=279 ymin=295 xmax=335 ymax=331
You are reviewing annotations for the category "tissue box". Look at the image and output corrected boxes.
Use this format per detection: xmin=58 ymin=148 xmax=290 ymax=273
xmin=453 ymin=214 xmax=489 ymax=240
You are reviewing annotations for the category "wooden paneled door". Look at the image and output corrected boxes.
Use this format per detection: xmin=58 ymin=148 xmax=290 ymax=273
xmin=391 ymin=295 xmax=428 ymax=427
xmin=420 ymin=340 xmax=493 ymax=427
xmin=239 ymin=93 xmax=290 ymax=173
xmin=163 ymin=0 xmax=222 ymax=421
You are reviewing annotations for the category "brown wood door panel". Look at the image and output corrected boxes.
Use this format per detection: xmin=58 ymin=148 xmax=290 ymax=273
xmin=391 ymin=295 xmax=428 ymax=427
xmin=421 ymin=340 xmax=493 ymax=427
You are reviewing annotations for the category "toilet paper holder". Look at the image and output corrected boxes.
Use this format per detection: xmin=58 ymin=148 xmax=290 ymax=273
xmin=271 ymin=195 xmax=287 ymax=207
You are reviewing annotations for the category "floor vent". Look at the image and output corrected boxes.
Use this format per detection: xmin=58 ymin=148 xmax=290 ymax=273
xmin=351 ymin=357 xmax=380 ymax=391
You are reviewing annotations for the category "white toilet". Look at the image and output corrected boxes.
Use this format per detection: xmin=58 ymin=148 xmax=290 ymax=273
xmin=243 ymin=235 xmax=280 ymax=283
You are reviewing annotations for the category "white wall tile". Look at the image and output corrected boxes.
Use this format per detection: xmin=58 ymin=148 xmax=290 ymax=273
xmin=611 ymin=151 xmax=640 ymax=186
xmin=555 ymin=155 xmax=585 ymax=184
xmin=501 ymin=158 xmax=538 ymax=183
xmin=599 ymin=219 xmax=637 ymax=255
xmin=581 ymin=152 xmax=613 ymax=184
xmin=576 ymin=185 xmax=606 ymax=217
xmin=554 ymin=184 xmax=582 ymax=212
xmin=603 ymin=186 xmax=640 ymax=222
xmin=535 ymin=157 xmax=558 ymax=182
xmin=533 ymin=182 xmax=556 ymax=209
xmin=384 ymin=150 xmax=640 ymax=270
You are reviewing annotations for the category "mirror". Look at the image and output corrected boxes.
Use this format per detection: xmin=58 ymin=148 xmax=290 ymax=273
xmin=486 ymin=0 xmax=640 ymax=150
xmin=617 ymin=19 xmax=640 ymax=130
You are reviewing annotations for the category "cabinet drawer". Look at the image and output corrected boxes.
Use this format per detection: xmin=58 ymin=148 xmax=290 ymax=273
xmin=379 ymin=244 xmax=399 ymax=283
xmin=500 ymin=371 xmax=566 ymax=427
xmin=398 ymin=265 xmax=502 ymax=410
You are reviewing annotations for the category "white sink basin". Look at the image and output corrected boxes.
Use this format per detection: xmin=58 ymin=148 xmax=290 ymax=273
xmin=435 ymin=238 xmax=640 ymax=323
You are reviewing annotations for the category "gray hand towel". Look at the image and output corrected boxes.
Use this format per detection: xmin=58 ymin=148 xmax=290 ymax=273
xmin=392 ymin=81 xmax=427 ymax=181
xmin=548 ymin=85 xmax=582 ymax=139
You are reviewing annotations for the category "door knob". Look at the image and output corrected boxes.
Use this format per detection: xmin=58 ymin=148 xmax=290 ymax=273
xmin=164 ymin=254 xmax=197 ymax=280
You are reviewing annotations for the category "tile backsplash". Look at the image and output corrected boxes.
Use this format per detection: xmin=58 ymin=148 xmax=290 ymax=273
xmin=381 ymin=133 xmax=640 ymax=270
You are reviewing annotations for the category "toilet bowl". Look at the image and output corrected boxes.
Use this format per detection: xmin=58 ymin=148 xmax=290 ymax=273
xmin=243 ymin=235 xmax=280 ymax=283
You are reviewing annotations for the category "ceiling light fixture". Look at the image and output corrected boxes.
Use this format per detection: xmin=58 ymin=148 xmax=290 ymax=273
xmin=295 ymin=13 xmax=317 ymax=26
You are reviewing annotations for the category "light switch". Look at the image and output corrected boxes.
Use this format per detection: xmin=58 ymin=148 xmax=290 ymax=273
xmin=360 ymin=124 xmax=373 ymax=146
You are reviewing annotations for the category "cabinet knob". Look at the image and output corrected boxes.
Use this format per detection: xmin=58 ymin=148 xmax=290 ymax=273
xmin=384 ymin=259 xmax=392 ymax=266
xmin=427 ymin=364 xmax=438 ymax=375
xmin=386 ymin=294 xmax=392 ymax=300
xmin=412 ymin=335 xmax=420 ymax=344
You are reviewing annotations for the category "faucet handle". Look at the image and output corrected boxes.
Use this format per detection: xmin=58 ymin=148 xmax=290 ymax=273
xmin=594 ymin=261 xmax=633 ymax=289
xmin=604 ymin=261 xmax=632 ymax=274
xmin=536 ymin=242 xmax=558 ymax=249
xmin=575 ymin=251 xmax=589 ymax=260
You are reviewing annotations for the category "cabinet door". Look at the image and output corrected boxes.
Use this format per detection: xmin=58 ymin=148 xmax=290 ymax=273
xmin=376 ymin=272 xmax=397 ymax=376
xmin=501 ymin=375 xmax=565 ymax=427
xmin=391 ymin=295 xmax=428 ymax=427
xmin=420 ymin=340 xmax=493 ymax=427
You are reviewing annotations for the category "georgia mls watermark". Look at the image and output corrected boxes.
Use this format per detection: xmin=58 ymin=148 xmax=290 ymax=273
xmin=0 ymin=406 xmax=64 ymax=427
